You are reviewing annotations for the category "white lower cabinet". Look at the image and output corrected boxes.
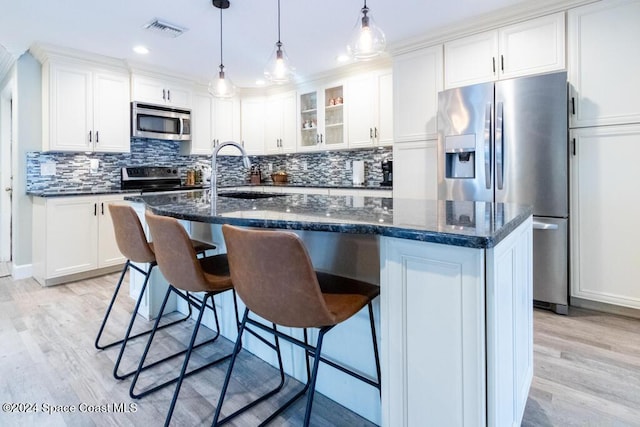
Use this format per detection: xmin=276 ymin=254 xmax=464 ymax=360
xmin=381 ymin=217 xmax=532 ymax=426
xmin=570 ymin=124 xmax=640 ymax=309
xmin=32 ymin=194 xmax=126 ymax=286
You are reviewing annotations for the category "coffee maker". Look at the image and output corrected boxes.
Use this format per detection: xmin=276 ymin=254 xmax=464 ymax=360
xmin=381 ymin=159 xmax=393 ymax=186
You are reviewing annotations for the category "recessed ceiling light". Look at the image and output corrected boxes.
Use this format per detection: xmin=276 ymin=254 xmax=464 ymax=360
xmin=336 ymin=54 xmax=350 ymax=63
xmin=133 ymin=45 xmax=149 ymax=55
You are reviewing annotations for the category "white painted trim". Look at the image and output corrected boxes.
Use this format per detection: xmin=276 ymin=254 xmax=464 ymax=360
xmin=0 ymin=77 xmax=13 ymax=262
xmin=11 ymin=263 xmax=32 ymax=280
xmin=390 ymin=0 xmax=598 ymax=55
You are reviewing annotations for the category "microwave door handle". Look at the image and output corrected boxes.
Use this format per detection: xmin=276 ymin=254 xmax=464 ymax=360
xmin=496 ymin=102 xmax=504 ymax=190
xmin=484 ymin=103 xmax=492 ymax=189
xmin=179 ymin=118 xmax=184 ymax=136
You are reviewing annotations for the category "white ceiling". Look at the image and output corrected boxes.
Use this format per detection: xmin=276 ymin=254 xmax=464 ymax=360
xmin=0 ymin=0 xmax=536 ymax=88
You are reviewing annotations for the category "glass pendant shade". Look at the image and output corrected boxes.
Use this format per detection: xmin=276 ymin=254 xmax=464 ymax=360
xmin=210 ymin=2 xmax=235 ymax=98
xmin=347 ymin=2 xmax=386 ymax=60
xmin=209 ymin=66 xmax=236 ymax=98
xmin=264 ymin=41 xmax=294 ymax=84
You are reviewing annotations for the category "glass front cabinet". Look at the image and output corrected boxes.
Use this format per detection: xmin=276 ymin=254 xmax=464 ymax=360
xmin=298 ymin=83 xmax=347 ymax=151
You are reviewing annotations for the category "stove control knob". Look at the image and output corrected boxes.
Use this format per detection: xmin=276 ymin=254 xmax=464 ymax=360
xmin=172 ymin=169 xmax=177 ymax=174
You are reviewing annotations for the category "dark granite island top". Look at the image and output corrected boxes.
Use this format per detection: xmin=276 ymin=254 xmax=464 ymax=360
xmin=125 ymin=189 xmax=532 ymax=249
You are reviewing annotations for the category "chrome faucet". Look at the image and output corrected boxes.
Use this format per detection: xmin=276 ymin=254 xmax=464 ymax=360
xmin=211 ymin=140 xmax=251 ymax=195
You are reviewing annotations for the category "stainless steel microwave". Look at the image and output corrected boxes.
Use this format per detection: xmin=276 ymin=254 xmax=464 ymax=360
xmin=131 ymin=102 xmax=192 ymax=141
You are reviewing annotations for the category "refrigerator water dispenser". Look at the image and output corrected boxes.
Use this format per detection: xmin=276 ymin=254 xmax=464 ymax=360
xmin=444 ymin=134 xmax=476 ymax=179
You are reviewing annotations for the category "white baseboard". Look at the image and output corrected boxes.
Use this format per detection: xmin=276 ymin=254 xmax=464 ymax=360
xmin=11 ymin=263 xmax=32 ymax=280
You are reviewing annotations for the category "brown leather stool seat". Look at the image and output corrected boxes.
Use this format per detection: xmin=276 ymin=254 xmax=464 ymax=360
xmin=212 ymin=225 xmax=381 ymax=426
xmin=132 ymin=211 xmax=239 ymax=426
xmin=95 ymin=203 xmax=215 ymax=381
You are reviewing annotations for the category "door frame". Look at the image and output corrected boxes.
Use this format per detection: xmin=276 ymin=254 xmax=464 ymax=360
xmin=0 ymin=78 xmax=14 ymax=263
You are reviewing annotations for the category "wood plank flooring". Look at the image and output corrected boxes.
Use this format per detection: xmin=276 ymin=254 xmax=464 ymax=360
xmin=1 ymin=272 xmax=639 ymax=426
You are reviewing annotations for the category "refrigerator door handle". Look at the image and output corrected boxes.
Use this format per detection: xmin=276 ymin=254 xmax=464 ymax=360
xmin=484 ymin=103 xmax=492 ymax=189
xmin=496 ymin=102 xmax=504 ymax=190
xmin=533 ymin=220 xmax=559 ymax=230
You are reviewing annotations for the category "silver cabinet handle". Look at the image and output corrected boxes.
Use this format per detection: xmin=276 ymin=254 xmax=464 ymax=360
xmin=532 ymin=221 xmax=559 ymax=230
xmin=484 ymin=103 xmax=492 ymax=190
xmin=96 ymin=131 xmax=99 ymax=143
xmin=370 ymin=128 xmax=373 ymax=139
xmin=496 ymin=102 xmax=504 ymax=190
xmin=88 ymin=130 xmax=92 ymax=143
xmin=162 ymin=89 xmax=166 ymax=101
xmin=374 ymin=127 xmax=378 ymax=138
xmin=167 ymin=89 xmax=171 ymax=101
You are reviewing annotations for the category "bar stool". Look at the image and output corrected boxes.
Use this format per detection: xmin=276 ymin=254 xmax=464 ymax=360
xmin=133 ymin=211 xmax=238 ymax=426
xmin=95 ymin=203 xmax=215 ymax=380
xmin=213 ymin=224 xmax=381 ymax=427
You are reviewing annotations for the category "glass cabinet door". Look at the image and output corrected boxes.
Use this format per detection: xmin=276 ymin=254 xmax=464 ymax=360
xmin=300 ymin=91 xmax=318 ymax=148
xmin=324 ymin=85 xmax=344 ymax=147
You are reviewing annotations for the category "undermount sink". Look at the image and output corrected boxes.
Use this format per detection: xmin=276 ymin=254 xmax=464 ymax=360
xmin=217 ymin=191 xmax=287 ymax=200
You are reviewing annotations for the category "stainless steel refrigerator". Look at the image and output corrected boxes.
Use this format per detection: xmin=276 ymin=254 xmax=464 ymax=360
xmin=437 ymin=71 xmax=569 ymax=314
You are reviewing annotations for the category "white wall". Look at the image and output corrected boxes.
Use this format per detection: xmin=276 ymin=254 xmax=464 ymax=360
xmin=10 ymin=53 xmax=41 ymax=273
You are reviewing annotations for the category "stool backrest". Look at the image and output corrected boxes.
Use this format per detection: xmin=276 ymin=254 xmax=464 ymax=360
xmin=222 ymin=225 xmax=336 ymax=328
xmin=109 ymin=204 xmax=155 ymax=264
xmin=145 ymin=211 xmax=209 ymax=292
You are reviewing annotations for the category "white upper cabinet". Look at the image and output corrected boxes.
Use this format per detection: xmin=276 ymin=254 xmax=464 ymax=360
xmin=298 ymin=83 xmax=347 ymax=152
xmin=568 ymin=0 xmax=640 ymax=128
xmin=240 ymin=97 xmax=266 ymax=156
xmin=393 ymin=45 xmax=443 ymax=143
xmin=181 ymin=90 xmax=213 ymax=155
xmin=347 ymin=69 xmax=393 ymax=148
xmin=444 ymin=12 xmax=565 ymax=89
xmin=131 ymin=74 xmax=192 ymax=109
xmin=42 ymin=60 xmax=130 ymax=152
xmin=265 ymin=91 xmax=297 ymax=155
xmin=213 ymin=97 xmax=242 ymax=155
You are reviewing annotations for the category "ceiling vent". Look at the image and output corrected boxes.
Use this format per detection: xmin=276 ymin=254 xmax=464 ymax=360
xmin=143 ymin=19 xmax=188 ymax=38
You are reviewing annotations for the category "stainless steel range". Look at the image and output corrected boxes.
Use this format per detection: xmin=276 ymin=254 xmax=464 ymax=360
xmin=121 ymin=166 xmax=204 ymax=192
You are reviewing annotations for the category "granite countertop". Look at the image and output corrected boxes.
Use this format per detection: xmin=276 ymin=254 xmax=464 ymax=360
xmin=126 ymin=189 xmax=531 ymax=249
xmin=27 ymin=187 xmax=142 ymax=197
xmin=28 ymin=182 xmax=391 ymax=197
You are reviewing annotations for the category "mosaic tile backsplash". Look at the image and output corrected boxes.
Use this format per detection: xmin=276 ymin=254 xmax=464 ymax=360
xmin=26 ymin=138 xmax=393 ymax=192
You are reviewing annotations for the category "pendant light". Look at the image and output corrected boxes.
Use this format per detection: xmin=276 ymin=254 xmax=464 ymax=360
xmin=209 ymin=0 xmax=236 ymax=98
xmin=264 ymin=0 xmax=294 ymax=84
xmin=347 ymin=0 xmax=386 ymax=60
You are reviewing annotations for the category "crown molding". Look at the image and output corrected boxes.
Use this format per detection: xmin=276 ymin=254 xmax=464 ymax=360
xmin=0 ymin=45 xmax=18 ymax=83
xmin=390 ymin=0 xmax=599 ymax=56
xmin=29 ymin=42 xmax=128 ymax=71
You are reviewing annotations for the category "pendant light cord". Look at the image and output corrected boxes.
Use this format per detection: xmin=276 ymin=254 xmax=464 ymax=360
xmin=277 ymin=0 xmax=281 ymax=44
xmin=219 ymin=6 xmax=224 ymax=69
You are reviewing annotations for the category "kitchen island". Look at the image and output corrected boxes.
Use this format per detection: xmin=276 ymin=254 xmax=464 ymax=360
xmin=126 ymin=190 xmax=533 ymax=427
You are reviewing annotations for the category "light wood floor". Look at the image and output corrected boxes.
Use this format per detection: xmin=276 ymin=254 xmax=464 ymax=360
xmin=1 ymin=273 xmax=639 ymax=426
xmin=0 ymin=261 xmax=9 ymax=278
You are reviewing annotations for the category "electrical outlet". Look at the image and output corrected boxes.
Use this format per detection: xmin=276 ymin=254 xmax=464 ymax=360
xmin=89 ymin=159 xmax=100 ymax=174
xmin=268 ymin=163 xmax=273 ymax=172
xmin=302 ymin=161 xmax=308 ymax=171
xmin=40 ymin=161 xmax=56 ymax=176
xmin=345 ymin=160 xmax=351 ymax=170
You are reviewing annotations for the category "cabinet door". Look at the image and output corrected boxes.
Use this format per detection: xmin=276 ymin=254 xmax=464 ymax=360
xmin=568 ymin=0 xmax=640 ymax=127
xmin=47 ymin=64 xmax=93 ymax=151
xmin=240 ymin=97 xmax=265 ymax=156
xmin=187 ymin=91 xmax=213 ymax=155
xmin=323 ymin=84 xmax=347 ymax=149
xmin=93 ymin=71 xmax=130 ymax=153
xmin=499 ymin=12 xmax=565 ymax=80
xmin=570 ymin=124 xmax=640 ymax=309
xmin=347 ymin=73 xmax=376 ymax=148
xmin=132 ymin=76 xmax=168 ymax=105
xmin=97 ymin=195 xmax=126 ymax=268
xmin=444 ymin=31 xmax=498 ymax=89
xmin=299 ymin=90 xmax=320 ymax=150
xmin=164 ymin=85 xmax=191 ymax=109
xmin=392 ymin=140 xmax=438 ymax=200
xmin=280 ymin=92 xmax=297 ymax=153
xmin=46 ymin=197 xmax=98 ymax=277
xmin=213 ymin=97 xmax=241 ymax=155
xmin=376 ymin=71 xmax=394 ymax=146
xmin=394 ymin=46 xmax=443 ymax=143
xmin=265 ymin=96 xmax=283 ymax=154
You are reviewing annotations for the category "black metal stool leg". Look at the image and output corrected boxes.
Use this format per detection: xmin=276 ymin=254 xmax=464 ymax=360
xmin=368 ymin=302 xmax=382 ymax=396
xmin=95 ymin=260 xmax=130 ymax=350
xmin=303 ymin=328 xmax=329 ymax=427
xmin=164 ymin=293 xmax=211 ymax=427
